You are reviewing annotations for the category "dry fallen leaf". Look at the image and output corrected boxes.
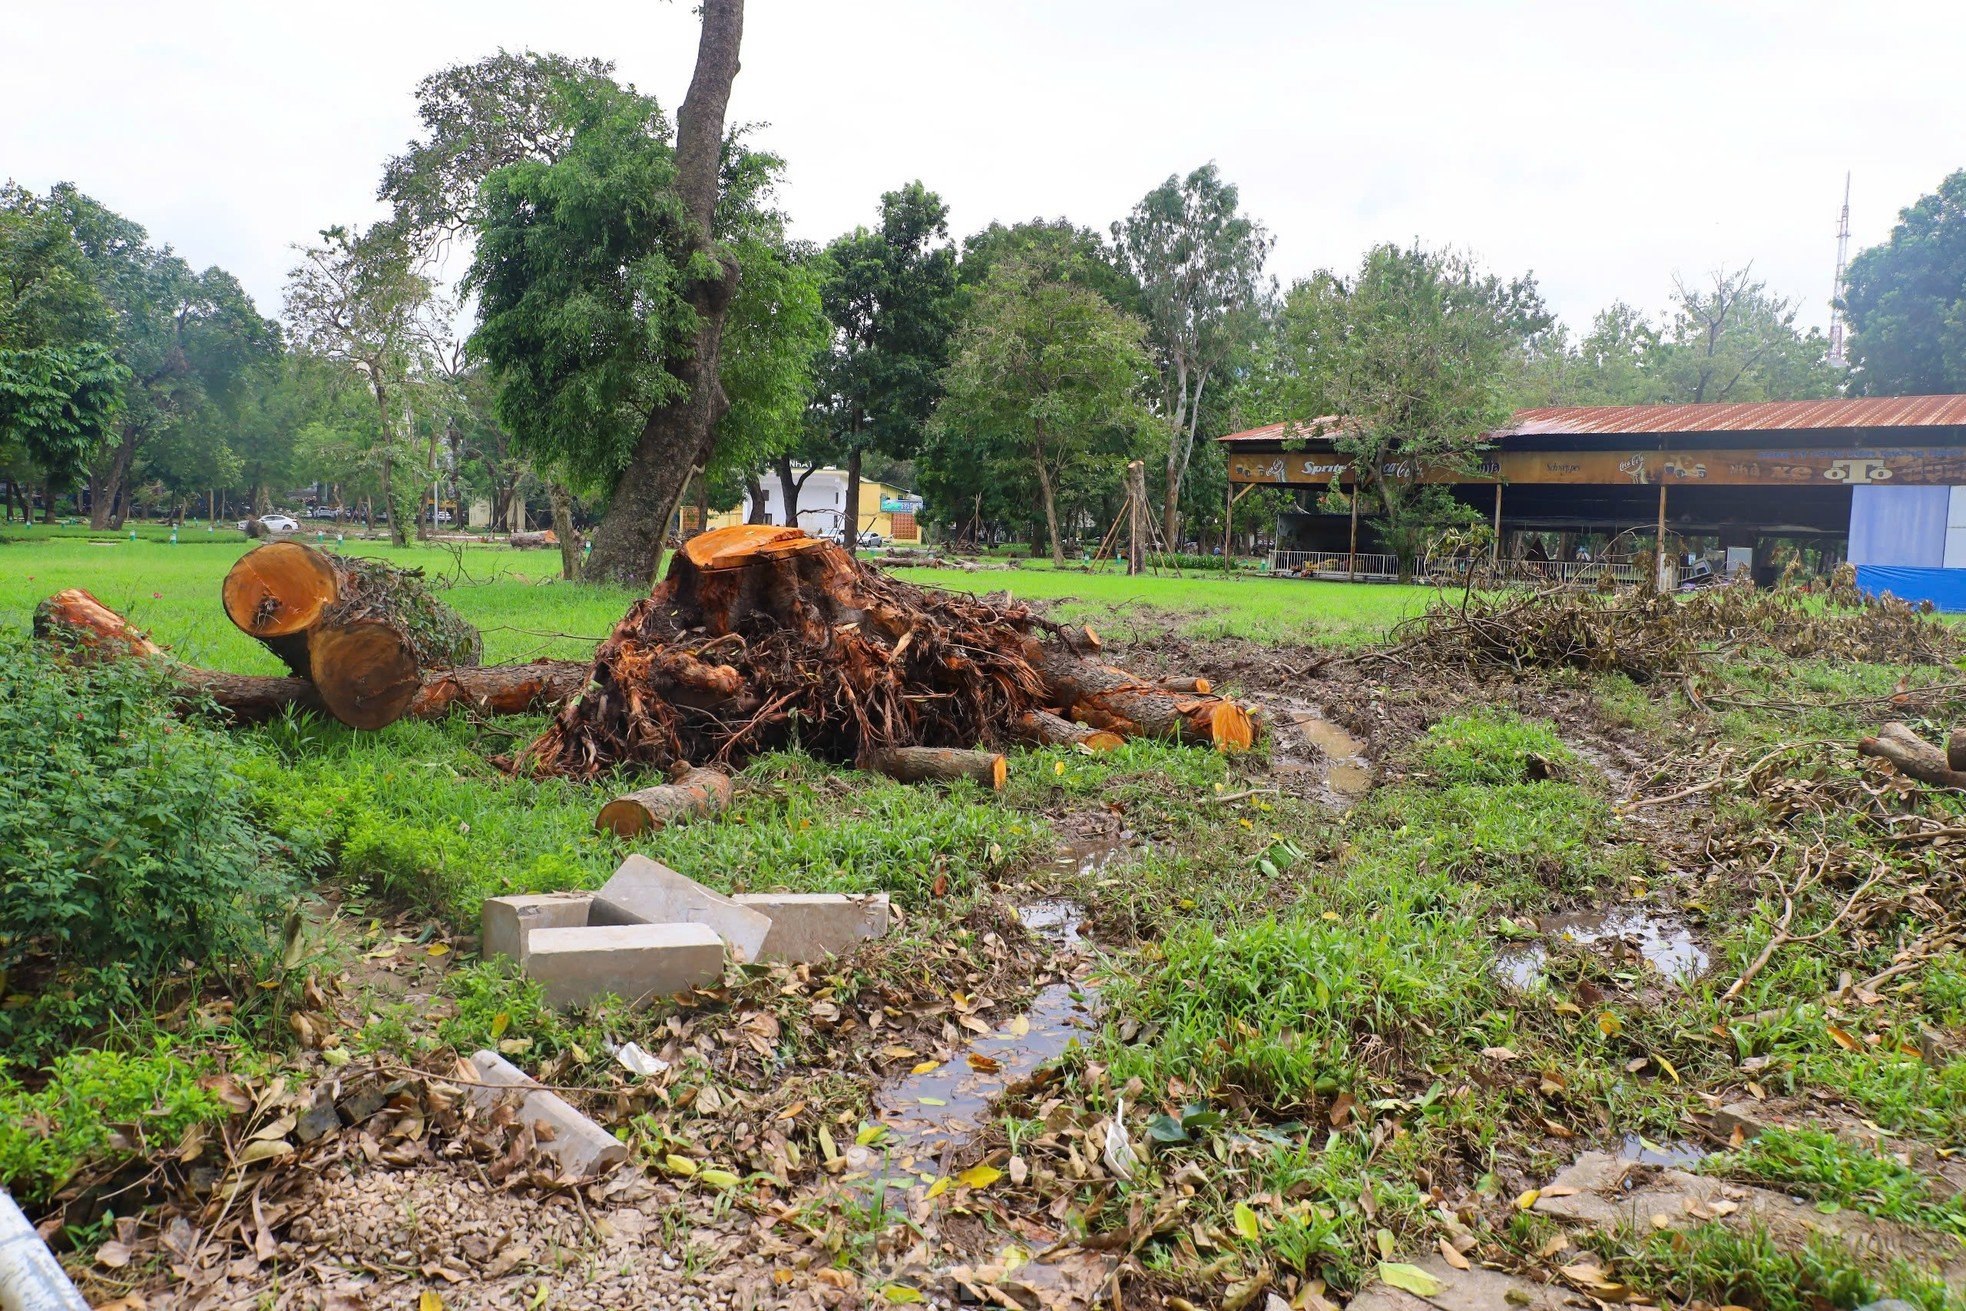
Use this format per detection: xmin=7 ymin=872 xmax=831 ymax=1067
xmin=1438 ymin=1238 xmax=1470 ymax=1270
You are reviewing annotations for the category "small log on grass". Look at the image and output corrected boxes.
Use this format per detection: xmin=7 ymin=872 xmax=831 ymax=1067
xmin=223 ymin=540 xmax=483 ymax=729
xmin=1033 ymin=648 xmax=1255 ymax=751
xmin=1011 ymin=709 xmax=1125 ymax=752
xmin=595 ymin=766 xmax=734 ymax=837
xmin=865 ymin=746 xmax=1008 ymax=790
xmin=1157 ymin=676 xmax=1212 ymax=695
xmin=1859 ymin=721 xmax=1966 ymax=790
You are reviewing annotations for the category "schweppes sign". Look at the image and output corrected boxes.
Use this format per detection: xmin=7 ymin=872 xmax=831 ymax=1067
xmin=1228 ymin=447 xmax=1966 ymax=488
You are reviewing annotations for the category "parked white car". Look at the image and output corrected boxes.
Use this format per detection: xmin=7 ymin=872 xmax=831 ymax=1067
xmin=238 ymin=513 xmax=300 ymax=534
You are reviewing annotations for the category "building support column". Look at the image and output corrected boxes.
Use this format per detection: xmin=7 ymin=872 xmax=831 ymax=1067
xmin=1224 ymin=478 xmax=1234 ymax=573
xmin=1655 ymin=482 xmax=1669 ymax=592
xmin=1348 ymin=473 xmax=1360 ymax=581
xmin=1491 ymin=482 xmax=1503 ymax=564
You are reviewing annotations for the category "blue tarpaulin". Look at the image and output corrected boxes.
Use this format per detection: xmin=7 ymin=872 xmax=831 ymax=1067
xmin=1854 ymin=565 xmax=1966 ymax=613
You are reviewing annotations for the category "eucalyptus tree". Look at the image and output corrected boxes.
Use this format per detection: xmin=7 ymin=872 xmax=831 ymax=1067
xmin=1112 ymin=164 xmax=1272 ymax=546
xmin=284 ymin=222 xmax=433 ymax=545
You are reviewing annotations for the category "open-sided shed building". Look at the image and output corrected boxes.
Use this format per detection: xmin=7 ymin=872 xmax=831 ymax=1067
xmin=1220 ymin=395 xmax=1966 ymax=609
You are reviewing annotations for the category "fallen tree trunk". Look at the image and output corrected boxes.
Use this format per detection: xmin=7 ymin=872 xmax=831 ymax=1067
xmin=1859 ymin=721 xmax=1966 ymax=790
xmin=1032 ymin=647 xmax=1255 ymax=751
xmin=34 ymin=590 xmax=582 ymax=725
xmin=222 ymin=541 xmax=483 ymax=729
xmin=1011 ymin=709 xmax=1125 ymax=752
xmin=865 ymin=746 xmax=1008 ymax=790
xmin=595 ymin=767 xmax=734 ymax=837
xmin=510 ymin=530 xmax=558 ymax=550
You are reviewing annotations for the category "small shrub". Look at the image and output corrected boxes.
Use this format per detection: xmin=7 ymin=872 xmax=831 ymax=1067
xmin=0 ymin=635 xmax=295 ymax=1060
xmin=0 ymin=1041 xmax=224 ymax=1207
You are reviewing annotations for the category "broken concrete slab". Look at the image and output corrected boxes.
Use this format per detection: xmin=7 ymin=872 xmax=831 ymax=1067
xmin=481 ymin=892 xmax=592 ymax=964
xmin=587 ymin=855 xmax=771 ymax=961
xmin=734 ymin=891 xmax=890 ymax=963
xmin=1346 ymin=1257 xmax=1571 ymax=1311
xmin=524 ymin=922 xmax=725 ymax=1009
xmin=465 ymin=1050 xmax=629 ymax=1180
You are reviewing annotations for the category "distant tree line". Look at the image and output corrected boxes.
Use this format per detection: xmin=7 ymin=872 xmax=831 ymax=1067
xmin=7 ymin=27 xmax=1963 ymax=574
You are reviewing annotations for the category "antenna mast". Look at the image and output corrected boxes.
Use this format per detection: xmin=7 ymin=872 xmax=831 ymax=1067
xmin=1828 ymin=172 xmax=1851 ymax=368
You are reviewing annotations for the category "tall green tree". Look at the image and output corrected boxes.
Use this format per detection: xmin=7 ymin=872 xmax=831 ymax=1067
xmin=284 ymin=223 xmax=433 ymax=545
xmin=1843 ymin=169 xmax=1966 ymax=395
xmin=810 ymin=182 xmax=960 ymax=553
xmin=0 ymin=184 xmax=126 ymax=514
xmin=1271 ymin=244 xmax=1551 ymax=572
xmin=933 ymin=251 xmax=1153 ymax=566
xmin=1112 ymin=163 xmax=1272 ymax=547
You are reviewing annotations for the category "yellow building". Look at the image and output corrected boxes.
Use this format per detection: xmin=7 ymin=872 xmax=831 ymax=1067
xmin=697 ymin=468 xmax=923 ymax=541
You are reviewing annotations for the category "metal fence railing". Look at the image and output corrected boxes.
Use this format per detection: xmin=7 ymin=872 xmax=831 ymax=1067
xmin=1268 ymin=551 xmax=1678 ymax=591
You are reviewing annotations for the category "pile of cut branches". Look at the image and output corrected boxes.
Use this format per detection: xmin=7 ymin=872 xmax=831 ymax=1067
xmin=521 ymin=525 xmax=1255 ymax=780
xmin=1375 ymin=578 xmax=1963 ymax=682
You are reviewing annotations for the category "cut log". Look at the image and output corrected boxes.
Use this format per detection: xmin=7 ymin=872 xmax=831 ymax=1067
xmin=1033 ymin=648 xmax=1255 ymax=751
xmin=408 ymin=661 xmax=590 ymax=720
xmin=1011 ymin=709 xmax=1126 ymax=752
xmin=223 ymin=541 xmax=483 ymax=730
xmin=1157 ymin=677 xmax=1212 ymax=695
xmin=595 ymin=767 xmax=734 ymax=837
xmin=33 ymin=588 xmax=161 ymax=659
xmin=1859 ymin=721 xmax=1966 ymax=790
xmin=865 ymin=746 xmax=1008 ymax=790
xmin=510 ymin=530 xmax=559 ymax=550
xmin=1950 ymin=727 xmax=1966 ymax=774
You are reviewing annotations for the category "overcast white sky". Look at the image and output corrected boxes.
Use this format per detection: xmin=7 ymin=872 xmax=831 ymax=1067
xmin=5 ymin=0 xmax=1961 ymax=339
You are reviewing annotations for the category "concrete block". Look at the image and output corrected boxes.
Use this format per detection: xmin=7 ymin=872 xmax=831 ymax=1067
xmin=524 ymin=923 xmax=725 ymax=1009
xmin=465 ymin=1050 xmax=629 ymax=1180
xmin=588 ymin=855 xmax=771 ymax=961
xmin=482 ymin=893 xmax=592 ymax=965
xmin=734 ymin=892 xmax=891 ymax=963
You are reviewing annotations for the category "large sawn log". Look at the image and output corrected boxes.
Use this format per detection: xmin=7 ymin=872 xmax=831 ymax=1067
xmin=222 ymin=541 xmax=483 ymax=729
xmin=35 ymin=587 xmax=583 ymax=725
xmin=1032 ymin=647 xmax=1255 ymax=751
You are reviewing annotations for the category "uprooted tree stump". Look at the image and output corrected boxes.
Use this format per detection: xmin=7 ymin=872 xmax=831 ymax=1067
xmin=522 ymin=524 xmax=1256 ymax=781
xmin=222 ymin=541 xmax=484 ymax=729
xmin=37 ymin=586 xmax=583 ymax=726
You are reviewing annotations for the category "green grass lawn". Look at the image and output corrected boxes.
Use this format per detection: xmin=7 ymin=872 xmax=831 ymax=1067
xmin=0 ymin=525 xmax=1433 ymax=666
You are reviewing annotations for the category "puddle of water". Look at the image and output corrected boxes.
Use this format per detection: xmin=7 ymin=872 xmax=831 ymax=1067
xmin=847 ymin=900 xmax=1100 ymax=1195
xmin=1262 ymin=702 xmax=1372 ymax=806
xmin=1495 ymin=904 xmax=1708 ymax=988
xmin=1618 ymin=1133 xmax=1705 ymax=1168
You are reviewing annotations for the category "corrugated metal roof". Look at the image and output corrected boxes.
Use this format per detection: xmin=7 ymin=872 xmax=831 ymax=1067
xmin=1507 ymin=396 xmax=1966 ymax=435
xmin=1218 ymin=396 xmax=1966 ymax=444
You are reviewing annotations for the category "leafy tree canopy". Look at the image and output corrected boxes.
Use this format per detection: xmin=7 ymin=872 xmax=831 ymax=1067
xmin=1843 ymin=169 xmax=1966 ymax=395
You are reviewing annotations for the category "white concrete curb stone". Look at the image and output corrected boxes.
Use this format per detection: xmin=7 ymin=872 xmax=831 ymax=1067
xmin=524 ymin=923 xmax=725 ymax=1009
xmin=735 ymin=892 xmax=891 ymax=963
xmin=464 ymin=1051 xmax=629 ymax=1180
xmin=587 ymin=855 xmax=772 ymax=961
xmin=481 ymin=893 xmax=593 ymax=965
xmin=0 ymin=1188 xmax=90 ymax=1311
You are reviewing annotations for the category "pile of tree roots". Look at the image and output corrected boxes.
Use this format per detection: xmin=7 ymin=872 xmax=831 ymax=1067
xmin=1373 ymin=572 xmax=1964 ymax=683
xmin=520 ymin=525 xmax=1254 ymax=780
